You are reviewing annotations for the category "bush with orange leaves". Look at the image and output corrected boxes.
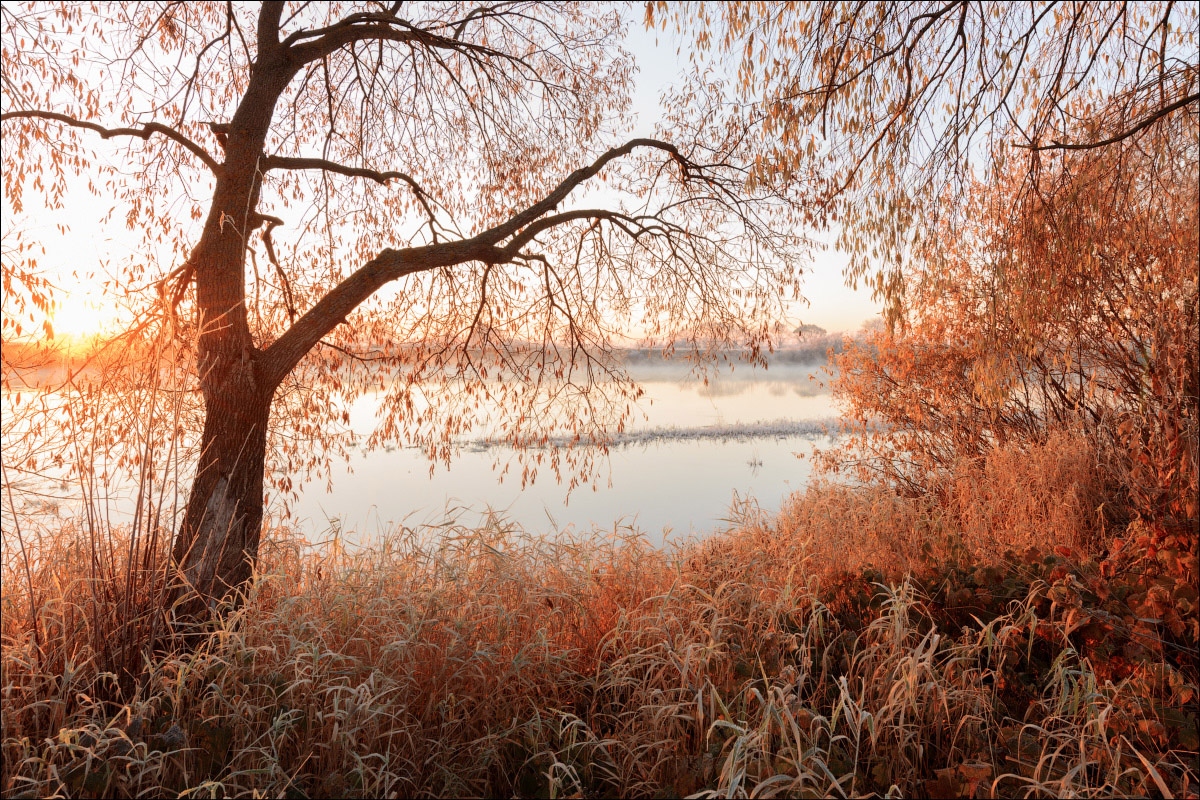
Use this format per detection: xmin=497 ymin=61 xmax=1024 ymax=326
xmin=826 ymin=111 xmax=1198 ymax=672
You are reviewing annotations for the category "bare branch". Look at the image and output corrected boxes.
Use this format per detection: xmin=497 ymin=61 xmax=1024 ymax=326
xmin=282 ymin=9 xmax=538 ymax=78
xmin=0 ymin=110 xmax=221 ymax=174
xmin=316 ymin=338 xmax=392 ymax=363
xmin=475 ymin=137 xmax=691 ymax=247
xmin=260 ymin=137 xmax=696 ymax=387
xmin=262 ymin=153 xmax=443 ymax=236
xmin=1022 ymin=91 xmax=1198 ymax=151
xmin=262 ymin=153 xmax=419 ymax=185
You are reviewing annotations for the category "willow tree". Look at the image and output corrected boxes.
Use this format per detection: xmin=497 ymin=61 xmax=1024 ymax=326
xmin=657 ymin=1 xmax=1198 ymax=524
xmin=655 ymin=0 xmax=1199 ymax=321
xmin=1 ymin=2 xmax=804 ymax=610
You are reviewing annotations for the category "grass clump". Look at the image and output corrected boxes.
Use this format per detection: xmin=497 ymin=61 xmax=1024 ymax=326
xmin=3 ymin=432 xmax=1196 ymax=798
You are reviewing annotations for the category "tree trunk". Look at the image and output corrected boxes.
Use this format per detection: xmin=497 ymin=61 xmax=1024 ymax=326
xmin=170 ymin=342 xmax=271 ymax=620
xmin=167 ymin=10 xmax=292 ymax=619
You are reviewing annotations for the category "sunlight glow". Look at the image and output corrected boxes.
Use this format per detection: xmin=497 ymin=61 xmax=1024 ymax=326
xmin=49 ymin=292 xmax=116 ymax=342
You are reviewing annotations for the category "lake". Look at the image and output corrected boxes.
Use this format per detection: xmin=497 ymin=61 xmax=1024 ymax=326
xmin=1 ymin=359 xmax=839 ymax=547
xmin=293 ymin=361 xmax=837 ymax=545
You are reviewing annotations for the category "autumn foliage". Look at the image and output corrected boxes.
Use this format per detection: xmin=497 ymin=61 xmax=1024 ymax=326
xmin=3 ymin=1 xmax=1199 ymax=797
xmin=827 ymin=107 xmax=1199 ymax=697
xmin=4 ymin=462 xmax=1198 ymax=797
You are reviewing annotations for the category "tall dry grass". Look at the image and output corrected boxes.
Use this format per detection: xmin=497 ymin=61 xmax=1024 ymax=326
xmin=3 ymin=431 xmax=1195 ymax=797
xmin=774 ymin=430 xmax=1107 ymax=582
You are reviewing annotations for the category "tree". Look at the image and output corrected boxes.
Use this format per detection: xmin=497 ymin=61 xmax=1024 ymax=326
xmin=830 ymin=109 xmax=1198 ymax=504
xmin=659 ymin=0 xmax=1197 ymax=529
xmin=654 ymin=0 xmax=1199 ymax=322
xmin=2 ymin=2 xmax=805 ymax=613
xmin=652 ymin=0 xmax=1198 ymax=499
xmin=663 ymin=0 xmax=1197 ymax=652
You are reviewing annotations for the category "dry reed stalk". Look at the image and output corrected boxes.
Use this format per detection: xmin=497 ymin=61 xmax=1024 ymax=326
xmin=3 ymin=433 xmax=1193 ymax=797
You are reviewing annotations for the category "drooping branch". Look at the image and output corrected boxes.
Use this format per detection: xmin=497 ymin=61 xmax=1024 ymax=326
xmin=278 ymin=3 xmax=548 ymax=91
xmin=0 ymin=110 xmax=221 ymax=174
xmin=259 ymin=137 xmax=696 ymax=388
xmin=1022 ymin=91 xmax=1199 ymax=151
xmin=262 ymin=154 xmax=442 ymax=233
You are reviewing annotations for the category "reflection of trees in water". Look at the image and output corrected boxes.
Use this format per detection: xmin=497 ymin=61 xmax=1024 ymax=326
xmin=692 ymin=379 xmax=829 ymax=399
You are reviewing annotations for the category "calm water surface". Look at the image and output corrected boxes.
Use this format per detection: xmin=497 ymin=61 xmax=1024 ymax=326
xmin=2 ymin=363 xmax=839 ymax=546
xmin=294 ymin=364 xmax=837 ymax=544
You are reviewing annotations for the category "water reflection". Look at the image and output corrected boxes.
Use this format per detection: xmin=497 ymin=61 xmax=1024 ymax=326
xmin=2 ymin=362 xmax=839 ymax=546
xmin=296 ymin=365 xmax=836 ymax=545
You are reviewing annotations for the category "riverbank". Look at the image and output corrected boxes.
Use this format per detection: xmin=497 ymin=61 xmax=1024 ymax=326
xmin=3 ymin=433 xmax=1195 ymax=798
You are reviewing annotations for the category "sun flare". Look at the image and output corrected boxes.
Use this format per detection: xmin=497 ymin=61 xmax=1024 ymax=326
xmin=49 ymin=293 xmax=116 ymax=342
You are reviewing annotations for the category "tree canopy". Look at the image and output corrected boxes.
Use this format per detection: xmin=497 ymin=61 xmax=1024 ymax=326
xmin=653 ymin=0 xmax=1199 ymax=322
xmin=2 ymin=2 xmax=809 ymax=606
xmin=656 ymin=0 xmax=1198 ymax=555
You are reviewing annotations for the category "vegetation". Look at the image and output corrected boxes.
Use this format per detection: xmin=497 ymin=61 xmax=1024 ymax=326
xmin=3 ymin=430 xmax=1196 ymax=798
xmin=667 ymin=1 xmax=1199 ymax=324
xmin=3 ymin=1 xmax=1197 ymax=797
xmin=2 ymin=2 xmax=804 ymax=611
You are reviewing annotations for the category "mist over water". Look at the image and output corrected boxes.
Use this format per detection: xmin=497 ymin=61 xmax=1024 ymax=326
xmin=294 ymin=361 xmax=838 ymax=545
xmin=1 ymin=358 xmax=840 ymax=547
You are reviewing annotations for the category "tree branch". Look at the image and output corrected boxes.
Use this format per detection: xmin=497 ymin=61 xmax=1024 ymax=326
xmin=262 ymin=153 xmax=443 ymax=237
xmin=260 ymin=240 xmax=492 ymax=388
xmin=282 ymin=12 xmax=533 ymax=73
xmin=259 ymin=137 xmax=695 ymax=388
xmin=1021 ymin=91 xmax=1198 ymax=151
xmin=316 ymin=338 xmax=392 ymax=364
xmin=496 ymin=208 xmax=662 ymax=257
xmin=257 ymin=1 xmax=285 ymax=58
xmin=474 ymin=137 xmax=690 ymax=248
xmin=0 ymin=110 xmax=221 ymax=174
xmin=285 ymin=22 xmax=422 ymax=66
xmin=262 ymin=153 xmax=417 ymax=185
xmin=280 ymin=10 xmax=407 ymax=48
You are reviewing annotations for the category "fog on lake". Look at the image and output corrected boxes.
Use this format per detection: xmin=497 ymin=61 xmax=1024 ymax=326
xmin=295 ymin=362 xmax=837 ymax=545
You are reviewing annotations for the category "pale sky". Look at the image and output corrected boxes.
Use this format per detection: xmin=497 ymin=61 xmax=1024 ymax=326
xmin=6 ymin=9 xmax=880 ymax=340
xmin=623 ymin=21 xmax=880 ymax=335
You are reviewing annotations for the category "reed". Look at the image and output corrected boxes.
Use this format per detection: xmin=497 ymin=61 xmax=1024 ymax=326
xmin=3 ymin=432 xmax=1195 ymax=797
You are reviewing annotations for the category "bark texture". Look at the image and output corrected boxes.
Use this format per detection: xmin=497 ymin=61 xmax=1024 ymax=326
xmin=170 ymin=4 xmax=290 ymax=616
xmin=171 ymin=361 xmax=270 ymax=616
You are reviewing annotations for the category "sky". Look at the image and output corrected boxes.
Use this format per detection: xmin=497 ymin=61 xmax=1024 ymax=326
xmin=8 ymin=9 xmax=880 ymax=341
xmin=622 ymin=22 xmax=880 ymax=335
